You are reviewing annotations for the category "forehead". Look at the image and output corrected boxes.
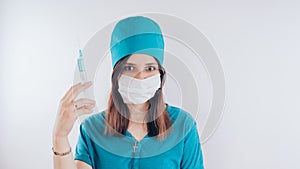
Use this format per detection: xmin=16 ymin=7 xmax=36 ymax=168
xmin=126 ymin=54 xmax=157 ymax=64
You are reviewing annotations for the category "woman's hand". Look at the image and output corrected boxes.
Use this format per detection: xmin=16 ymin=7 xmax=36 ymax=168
xmin=53 ymin=81 xmax=95 ymax=139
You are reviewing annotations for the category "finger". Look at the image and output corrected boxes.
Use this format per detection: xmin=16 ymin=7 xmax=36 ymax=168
xmin=64 ymin=81 xmax=92 ymax=102
xmin=70 ymin=81 xmax=93 ymax=101
xmin=75 ymin=104 xmax=96 ymax=116
xmin=73 ymin=98 xmax=96 ymax=109
xmin=62 ymin=82 xmax=82 ymax=101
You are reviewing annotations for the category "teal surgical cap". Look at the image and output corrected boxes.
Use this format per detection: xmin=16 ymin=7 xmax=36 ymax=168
xmin=110 ymin=16 xmax=165 ymax=68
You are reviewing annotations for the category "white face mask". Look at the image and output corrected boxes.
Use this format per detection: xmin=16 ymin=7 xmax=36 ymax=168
xmin=118 ymin=73 xmax=161 ymax=104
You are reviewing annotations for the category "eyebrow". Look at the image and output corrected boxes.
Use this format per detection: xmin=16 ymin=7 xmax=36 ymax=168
xmin=125 ymin=62 xmax=158 ymax=66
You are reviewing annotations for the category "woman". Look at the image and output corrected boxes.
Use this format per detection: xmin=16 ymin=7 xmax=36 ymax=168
xmin=53 ymin=16 xmax=204 ymax=169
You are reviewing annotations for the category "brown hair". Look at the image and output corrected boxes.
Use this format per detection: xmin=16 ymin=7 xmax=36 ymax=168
xmin=104 ymin=55 xmax=172 ymax=140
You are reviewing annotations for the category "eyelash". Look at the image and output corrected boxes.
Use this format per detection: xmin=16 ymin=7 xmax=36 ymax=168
xmin=124 ymin=66 xmax=157 ymax=72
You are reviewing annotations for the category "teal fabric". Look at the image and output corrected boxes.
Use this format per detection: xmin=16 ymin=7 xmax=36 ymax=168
xmin=74 ymin=103 xmax=204 ymax=169
xmin=110 ymin=16 xmax=164 ymax=68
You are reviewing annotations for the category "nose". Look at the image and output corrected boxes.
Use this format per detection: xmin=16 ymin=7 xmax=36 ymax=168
xmin=134 ymin=70 xmax=146 ymax=80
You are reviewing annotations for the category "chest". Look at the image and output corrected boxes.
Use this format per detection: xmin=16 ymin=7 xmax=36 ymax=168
xmin=92 ymin=141 xmax=184 ymax=169
xmin=127 ymin=124 xmax=148 ymax=142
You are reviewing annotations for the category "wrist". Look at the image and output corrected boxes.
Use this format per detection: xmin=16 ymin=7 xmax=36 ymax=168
xmin=52 ymin=136 xmax=70 ymax=153
xmin=53 ymin=135 xmax=68 ymax=142
xmin=52 ymin=146 xmax=72 ymax=156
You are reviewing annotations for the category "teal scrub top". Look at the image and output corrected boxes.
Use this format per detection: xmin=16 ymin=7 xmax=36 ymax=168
xmin=74 ymin=103 xmax=205 ymax=169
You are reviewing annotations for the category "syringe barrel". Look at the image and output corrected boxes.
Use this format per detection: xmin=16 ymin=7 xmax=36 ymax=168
xmin=77 ymin=57 xmax=93 ymax=99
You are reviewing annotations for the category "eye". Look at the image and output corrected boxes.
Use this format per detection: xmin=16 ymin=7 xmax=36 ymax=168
xmin=124 ymin=65 xmax=134 ymax=71
xmin=146 ymin=66 xmax=157 ymax=71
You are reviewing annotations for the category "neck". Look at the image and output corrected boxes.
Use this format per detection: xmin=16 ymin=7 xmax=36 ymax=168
xmin=127 ymin=102 xmax=150 ymax=123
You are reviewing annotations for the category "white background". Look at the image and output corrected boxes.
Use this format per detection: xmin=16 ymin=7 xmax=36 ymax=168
xmin=1 ymin=0 xmax=299 ymax=169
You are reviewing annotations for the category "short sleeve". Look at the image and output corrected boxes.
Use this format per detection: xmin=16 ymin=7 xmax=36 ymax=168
xmin=74 ymin=123 xmax=93 ymax=167
xmin=180 ymin=122 xmax=205 ymax=169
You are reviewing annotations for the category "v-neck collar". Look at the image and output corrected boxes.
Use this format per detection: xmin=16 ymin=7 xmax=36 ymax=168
xmin=125 ymin=130 xmax=149 ymax=140
xmin=125 ymin=103 xmax=169 ymax=142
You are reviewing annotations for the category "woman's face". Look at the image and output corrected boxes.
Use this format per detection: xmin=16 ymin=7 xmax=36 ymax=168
xmin=122 ymin=54 xmax=160 ymax=79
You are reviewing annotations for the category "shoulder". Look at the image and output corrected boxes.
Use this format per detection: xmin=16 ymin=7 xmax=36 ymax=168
xmin=166 ymin=103 xmax=196 ymax=126
xmin=166 ymin=103 xmax=197 ymax=139
xmin=79 ymin=110 xmax=107 ymax=136
xmin=79 ymin=104 xmax=197 ymax=136
xmin=81 ymin=111 xmax=106 ymax=124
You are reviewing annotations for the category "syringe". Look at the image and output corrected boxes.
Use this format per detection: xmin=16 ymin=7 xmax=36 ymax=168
xmin=77 ymin=49 xmax=92 ymax=99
